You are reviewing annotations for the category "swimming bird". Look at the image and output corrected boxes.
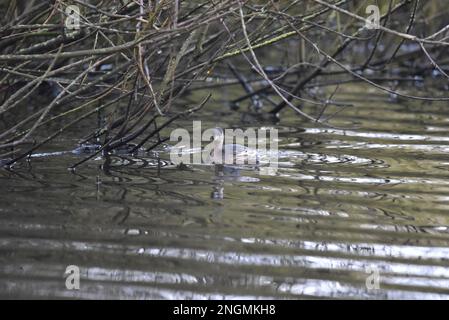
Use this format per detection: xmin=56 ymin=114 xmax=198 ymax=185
xmin=207 ymin=128 xmax=259 ymax=165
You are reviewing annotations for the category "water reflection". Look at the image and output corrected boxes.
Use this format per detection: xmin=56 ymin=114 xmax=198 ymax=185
xmin=2 ymin=91 xmax=449 ymax=299
xmin=211 ymin=165 xmax=259 ymax=200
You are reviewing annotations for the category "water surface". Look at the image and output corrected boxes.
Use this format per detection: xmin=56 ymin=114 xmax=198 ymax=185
xmin=1 ymin=85 xmax=449 ymax=299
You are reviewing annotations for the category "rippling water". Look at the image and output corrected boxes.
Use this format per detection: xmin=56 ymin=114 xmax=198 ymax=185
xmin=1 ymin=86 xmax=449 ymax=299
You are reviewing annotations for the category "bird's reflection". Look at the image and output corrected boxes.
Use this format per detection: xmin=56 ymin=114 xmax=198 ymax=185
xmin=211 ymin=164 xmax=246 ymax=200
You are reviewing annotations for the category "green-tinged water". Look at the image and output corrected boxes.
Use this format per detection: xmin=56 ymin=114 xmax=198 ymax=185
xmin=1 ymin=84 xmax=449 ymax=299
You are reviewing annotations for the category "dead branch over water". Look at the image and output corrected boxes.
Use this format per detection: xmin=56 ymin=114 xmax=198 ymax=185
xmin=0 ymin=0 xmax=448 ymax=167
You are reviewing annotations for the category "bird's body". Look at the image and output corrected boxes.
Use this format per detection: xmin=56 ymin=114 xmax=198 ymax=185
xmin=208 ymin=128 xmax=259 ymax=165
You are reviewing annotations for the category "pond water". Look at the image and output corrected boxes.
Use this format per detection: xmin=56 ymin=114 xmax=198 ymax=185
xmin=1 ymin=84 xmax=449 ymax=299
